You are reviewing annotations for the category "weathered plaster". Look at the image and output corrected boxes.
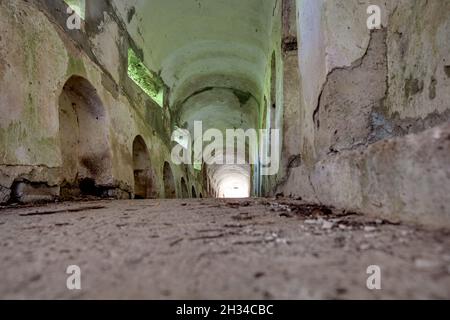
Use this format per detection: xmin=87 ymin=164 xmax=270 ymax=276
xmin=280 ymin=0 xmax=450 ymax=227
xmin=0 ymin=0 xmax=197 ymax=203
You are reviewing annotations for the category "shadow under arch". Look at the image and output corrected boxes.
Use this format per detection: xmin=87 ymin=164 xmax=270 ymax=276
xmin=180 ymin=177 xmax=189 ymax=198
xmin=58 ymin=75 xmax=113 ymax=198
xmin=132 ymin=135 xmax=156 ymax=199
xmin=163 ymin=162 xmax=176 ymax=199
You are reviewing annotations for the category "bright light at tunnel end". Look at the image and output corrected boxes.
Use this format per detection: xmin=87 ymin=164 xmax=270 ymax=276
xmin=170 ymin=121 xmax=280 ymax=198
xmin=219 ymin=177 xmax=250 ymax=198
xmin=170 ymin=121 xmax=281 ymax=176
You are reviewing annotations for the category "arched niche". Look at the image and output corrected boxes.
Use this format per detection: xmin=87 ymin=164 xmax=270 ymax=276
xmin=132 ymin=135 xmax=156 ymax=199
xmin=58 ymin=76 xmax=113 ymax=198
xmin=180 ymin=177 xmax=189 ymax=198
xmin=163 ymin=162 xmax=176 ymax=199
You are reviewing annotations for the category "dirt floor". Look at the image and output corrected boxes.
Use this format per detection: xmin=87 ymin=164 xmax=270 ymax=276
xmin=0 ymin=198 xmax=449 ymax=299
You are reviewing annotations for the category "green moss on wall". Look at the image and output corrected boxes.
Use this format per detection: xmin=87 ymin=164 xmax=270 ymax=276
xmin=67 ymin=55 xmax=86 ymax=77
xmin=23 ymin=32 xmax=40 ymax=82
xmin=128 ymin=49 xmax=164 ymax=107
xmin=0 ymin=122 xmax=27 ymax=162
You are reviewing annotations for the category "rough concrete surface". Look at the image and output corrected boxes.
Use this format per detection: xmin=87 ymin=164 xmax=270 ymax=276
xmin=314 ymin=29 xmax=387 ymax=158
xmin=283 ymin=122 xmax=450 ymax=228
xmin=0 ymin=198 xmax=449 ymax=300
xmin=282 ymin=0 xmax=450 ymax=222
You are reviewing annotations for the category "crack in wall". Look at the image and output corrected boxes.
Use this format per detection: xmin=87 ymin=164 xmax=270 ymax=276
xmin=274 ymin=154 xmax=301 ymax=192
xmin=312 ymin=30 xmax=378 ymax=130
xmin=307 ymin=171 xmax=320 ymax=204
xmin=312 ymin=28 xmax=390 ymax=163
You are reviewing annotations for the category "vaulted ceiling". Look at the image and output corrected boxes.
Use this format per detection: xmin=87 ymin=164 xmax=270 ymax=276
xmin=113 ymin=0 xmax=282 ymax=196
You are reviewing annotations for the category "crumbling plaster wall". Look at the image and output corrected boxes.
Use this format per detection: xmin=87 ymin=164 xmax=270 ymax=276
xmin=386 ymin=0 xmax=450 ymax=129
xmin=0 ymin=0 xmax=194 ymax=203
xmin=280 ymin=0 xmax=450 ymax=227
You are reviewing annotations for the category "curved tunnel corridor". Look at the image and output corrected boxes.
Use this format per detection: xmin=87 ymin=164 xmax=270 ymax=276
xmin=0 ymin=0 xmax=449 ymax=300
xmin=118 ymin=0 xmax=281 ymax=198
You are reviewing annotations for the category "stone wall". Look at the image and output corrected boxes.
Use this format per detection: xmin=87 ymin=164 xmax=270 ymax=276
xmin=0 ymin=0 xmax=201 ymax=203
xmin=279 ymin=0 xmax=450 ymax=227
